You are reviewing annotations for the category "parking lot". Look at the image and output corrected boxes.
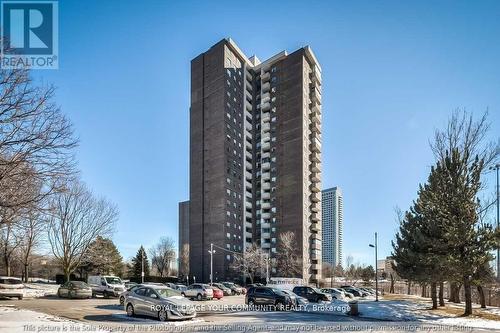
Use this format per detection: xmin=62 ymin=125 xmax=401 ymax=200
xmin=1 ymin=294 xmax=369 ymax=330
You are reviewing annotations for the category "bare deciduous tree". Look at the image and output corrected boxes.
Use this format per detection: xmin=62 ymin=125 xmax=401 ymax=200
xmin=47 ymin=182 xmax=117 ymax=281
xmin=0 ymin=60 xmax=77 ymax=218
xmin=276 ymin=231 xmax=302 ymax=277
xmin=149 ymin=237 xmax=176 ymax=277
xmin=178 ymin=243 xmax=189 ymax=279
xmin=230 ymin=243 xmax=267 ymax=283
xmin=18 ymin=209 xmax=45 ymax=281
xmin=0 ymin=214 xmax=21 ymax=276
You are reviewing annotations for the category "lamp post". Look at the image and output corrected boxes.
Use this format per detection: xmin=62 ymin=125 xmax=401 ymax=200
xmin=141 ymin=248 xmax=146 ymax=283
xmin=369 ymin=232 xmax=379 ymax=302
xmin=491 ymin=164 xmax=500 ymax=280
xmin=208 ymin=243 xmax=216 ymax=285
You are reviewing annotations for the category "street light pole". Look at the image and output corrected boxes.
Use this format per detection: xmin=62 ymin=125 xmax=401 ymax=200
xmin=369 ymin=232 xmax=379 ymax=302
xmin=208 ymin=243 xmax=215 ymax=285
xmin=141 ymin=248 xmax=144 ymax=284
xmin=491 ymin=164 xmax=500 ymax=280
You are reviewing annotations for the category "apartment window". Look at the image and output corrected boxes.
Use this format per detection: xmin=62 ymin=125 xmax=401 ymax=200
xmin=271 ymin=66 xmax=277 ymax=73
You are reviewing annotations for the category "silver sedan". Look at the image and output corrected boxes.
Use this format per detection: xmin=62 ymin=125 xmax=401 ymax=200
xmin=124 ymin=285 xmax=196 ymax=321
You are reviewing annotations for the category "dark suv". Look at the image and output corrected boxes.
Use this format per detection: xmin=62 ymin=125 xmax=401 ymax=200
xmin=292 ymin=286 xmax=331 ymax=303
xmin=245 ymin=287 xmax=293 ymax=310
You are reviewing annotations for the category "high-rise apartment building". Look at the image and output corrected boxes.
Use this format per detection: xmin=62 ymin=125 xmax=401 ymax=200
xmin=189 ymin=38 xmax=322 ymax=284
xmin=178 ymin=200 xmax=190 ymax=275
xmin=322 ymin=187 xmax=343 ymax=268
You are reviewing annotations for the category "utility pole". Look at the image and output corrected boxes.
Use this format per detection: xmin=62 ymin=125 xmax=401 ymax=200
xmin=208 ymin=243 xmax=215 ymax=285
xmin=369 ymin=232 xmax=379 ymax=302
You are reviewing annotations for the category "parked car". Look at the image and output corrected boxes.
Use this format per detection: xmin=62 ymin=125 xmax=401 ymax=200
xmin=221 ymin=282 xmax=243 ymax=295
xmin=245 ymin=283 xmax=263 ymax=293
xmin=164 ymin=282 xmax=177 ymax=288
xmin=124 ymin=282 xmax=137 ymax=289
xmin=183 ymin=283 xmax=213 ymax=301
xmin=358 ymin=287 xmax=375 ymax=296
xmin=88 ymin=275 xmax=125 ymax=298
xmin=57 ymin=281 xmax=92 ymax=299
xmin=0 ymin=276 xmax=23 ymax=300
xmin=280 ymin=289 xmax=308 ymax=306
xmin=210 ymin=283 xmax=232 ymax=296
xmin=174 ymin=284 xmax=187 ymax=293
xmin=119 ymin=284 xmax=143 ymax=306
xmin=340 ymin=286 xmax=365 ymax=297
xmin=321 ymin=288 xmax=345 ymax=300
xmin=245 ymin=286 xmax=294 ymax=310
xmin=292 ymin=286 xmax=331 ymax=303
xmin=210 ymin=286 xmax=223 ymax=300
xmin=124 ymin=285 xmax=196 ymax=321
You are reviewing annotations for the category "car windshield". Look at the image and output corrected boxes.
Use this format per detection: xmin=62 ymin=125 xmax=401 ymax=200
xmin=272 ymin=288 xmax=286 ymax=295
xmin=105 ymin=277 xmax=122 ymax=284
xmin=155 ymin=288 xmax=181 ymax=298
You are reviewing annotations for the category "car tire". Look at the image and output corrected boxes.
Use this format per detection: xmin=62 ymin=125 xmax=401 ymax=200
xmin=104 ymin=291 xmax=109 ymax=299
xmin=126 ymin=304 xmax=135 ymax=317
xmin=181 ymin=292 xmax=185 ymax=297
xmin=119 ymin=296 xmax=124 ymax=306
xmin=57 ymin=290 xmax=62 ymax=298
xmin=158 ymin=310 xmax=168 ymax=321
xmin=196 ymin=293 xmax=202 ymax=301
xmin=18 ymin=296 xmax=23 ymax=300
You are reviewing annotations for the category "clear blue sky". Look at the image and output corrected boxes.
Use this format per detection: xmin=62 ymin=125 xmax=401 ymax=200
xmin=37 ymin=0 xmax=500 ymax=265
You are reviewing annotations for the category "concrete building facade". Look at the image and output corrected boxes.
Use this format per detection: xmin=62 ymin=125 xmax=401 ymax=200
xmin=189 ymin=38 xmax=322 ymax=284
xmin=178 ymin=200 xmax=190 ymax=275
xmin=322 ymin=187 xmax=343 ymax=268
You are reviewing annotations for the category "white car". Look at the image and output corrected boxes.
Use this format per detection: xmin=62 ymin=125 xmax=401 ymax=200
xmin=183 ymin=283 xmax=213 ymax=301
xmin=0 ymin=277 xmax=24 ymax=300
xmin=88 ymin=275 xmax=125 ymax=298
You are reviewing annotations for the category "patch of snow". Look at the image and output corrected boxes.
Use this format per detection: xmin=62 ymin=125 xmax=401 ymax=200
xmin=23 ymin=283 xmax=59 ymax=298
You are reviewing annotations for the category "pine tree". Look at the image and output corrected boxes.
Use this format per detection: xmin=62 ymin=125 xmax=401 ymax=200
xmin=129 ymin=246 xmax=150 ymax=281
xmin=80 ymin=236 xmax=123 ymax=277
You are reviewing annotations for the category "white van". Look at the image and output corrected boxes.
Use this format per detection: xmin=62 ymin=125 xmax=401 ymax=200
xmin=87 ymin=275 xmax=125 ymax=298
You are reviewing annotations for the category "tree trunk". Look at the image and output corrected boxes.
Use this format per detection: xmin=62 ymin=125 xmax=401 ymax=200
xmin=390 ymin=274 xmax=395 ymax=293
xmin=421 ymin=284 xmax=427 ymax=297
xmin=454 ymin=283 xmax=462 ymax=303
xmin=407 ymin=281 xmax=411 ymax=295
xmin=439 ymin=282 xmax=445 ymax=306
xmin=477 ymin=286 xmax=486 ymax=309
xmin=24 ymin=264 xmax=29 ymax=283
xmin=431 ymin=282 xmax=438 ymax=309
xmin=463 ymin=277 xmax=472 ymax=316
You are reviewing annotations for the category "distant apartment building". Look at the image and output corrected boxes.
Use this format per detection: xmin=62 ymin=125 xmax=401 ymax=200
xmin=189 ymin=38 xmax=323 ymax=284
xmin=178 ymin=201 xmax=189 ymax=274
xmin=322 ymin=187 xmax=343 ymax=268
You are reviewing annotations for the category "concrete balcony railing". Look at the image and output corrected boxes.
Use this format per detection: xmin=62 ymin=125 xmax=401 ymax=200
xmin=310 ymin=223 xmax=320 ymax=232
xmin=310 ymin=161 xmax=321 ymax=173
xmin=261 ymin=92 xmax=271 ymax=104
xmin=310 ymin=87 xmax=321 ymax=104
xmin=310 ymin=204 xmax=319 ymax=213
xmin=262 ymin=131 xmax=270 ymax=142
xmin=262 ymin=191 xmax=270 ymax=200
xmin=310 ymin=192 xmax=320 ymax=203
xmin=261 ymin=242 xmax=271 ymax=249
xmin=309 ymin=152 xmax=320 ymax=163
xmin=311 ymin=213 xmax=319 ymax=222
xmin=262 ymin=201 xmax=271 ymax=209
xmin=261 ymin=102 xmax=271 ymax=112
xmin=262 ymin=112 xmax=270 ymax=123
xmin=245 ymin=171 xmax=252 ymax=182
xmin=261 ymin=71 xmax=270 ymax=82
xmin=261 ymin=81 xmax=270 ymax=93
xmin=311 ymin=250 xmax=320 ymax=260
xmin=262 ymin=141 xmax=271 ymax=151
xmin=262 ymin=232 xmax=271 ymax=239
xmin=310 ymin=101 xmax=320 ymax=114
xmin=310 ymin=172 xmax=320 ymax=183
xmin=310 ymin=111 xmax=321 ymax=124
xmin=310 ymin=121 xmax=321 ymax=134
xmin=245 ymin=231 xmax=252 ymax=239
xmin=310 ymin=139 xmax=321 ymax=153
xmin=245 ymin=122 xmax=252 ymax=132
xmin=262 ymin=172 xmax=270 ymax=181
xmin=245 ymin=200 xmax=252 ymax=209
xmin=262 ymin=182 xmax=271 ymax=190
xmin=262 ymin=211 xmax=271 ymax=219
xmin=310 ymin=183 xmax=320 ymax=193
xmin=310 ymin=240 xmax=321 ymax=250
xmin=262 ymin=122 xmax=270 ymax=132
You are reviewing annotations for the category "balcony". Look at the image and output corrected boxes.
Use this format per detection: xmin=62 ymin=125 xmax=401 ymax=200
xmin=245 ymin=171 xmax=252 ymax=182
xmin=262 ymin=232 xmax=271 ymax=239
xmin=310 ymin=111 xmax=321 ymax=124
xmin=262 ymin=131 xmax=270 ymax=142
xmin=310 ymin=192 xmax=320 ymax=203
xmin=310 ymin=161 xmax=320 ymax=173
xmin=262 ymin=171 xmax=270 ymax=181
xmin=262 ymin=201 xmax=271 ymax=209
xmin=310 ymin=65 xmax=321 ymax=82
xmin=262 ymin=211 xmax=271 ymax=219
xmin=311 ymin=213 xmax=319 ymax=222
xmin=261 ymin=71 xmax=270 ymax=82
xmin=262 ymin=81 xmax=270 ymax=93
xmin=245 ymin=231 xmax=252 ymax=239
xmin=310 ymin=173 xmax=320 ymax=183
xmin=310 ymin=204 xmax=319 ymax=213
xmin=310 ymin=138 xmax=321 ymax=152
xmin=261 ymin=102 xmax=271 ymax=112
xmin=310 ymin=121 xmax=321 ymax=134
xmin=310 ymin=223 xmax=320 ymax=232
xmin=245 ymin=122 xmax=252 ymax=132
xmin=310 ymin=87 xmax=321 ymax=104
xmin=261 ymin=161 xmax=270 ymax=171
xmin=310 ymin=101 xmax=320 ymax=114
xmin=310 ymin=183 xmax=320 ymax=193
xmin=261 ymin=242 xmax=270 ymax=249
xmin=245 ymin=200 xmax=252 ymax=209
xmin=262 ymin=112 xmax=270 ymax=123
xmin=246 ymin=102 xmax=253 ymax=112
xmin=311 ymin=250 xmax=321 ymax=260
xmin=262 ymin=182 xmax=271 ymax=190
xmin=262 ymin=141 xmax=271 ymax=151
xmin=245 ymin=89 xmax=252 ymax=101
xmin=262 ymin=122 xmax=270 ymax=132
xmin=262 ymin=191 xmax=270 ymax=200
xmin=310 ymin=150 xmax=320 ymax=162
xmin=261 ymin=92 xmax=271 ymax=104
xmin=310 ymin=239 xmax=321 ymax=250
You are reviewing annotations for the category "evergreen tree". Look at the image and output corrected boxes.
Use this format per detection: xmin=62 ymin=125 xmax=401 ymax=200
xmin=80 ymin=236 xmax=123 ymax=277
xmin=129 ymin=246 xmax=150 ymax=281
